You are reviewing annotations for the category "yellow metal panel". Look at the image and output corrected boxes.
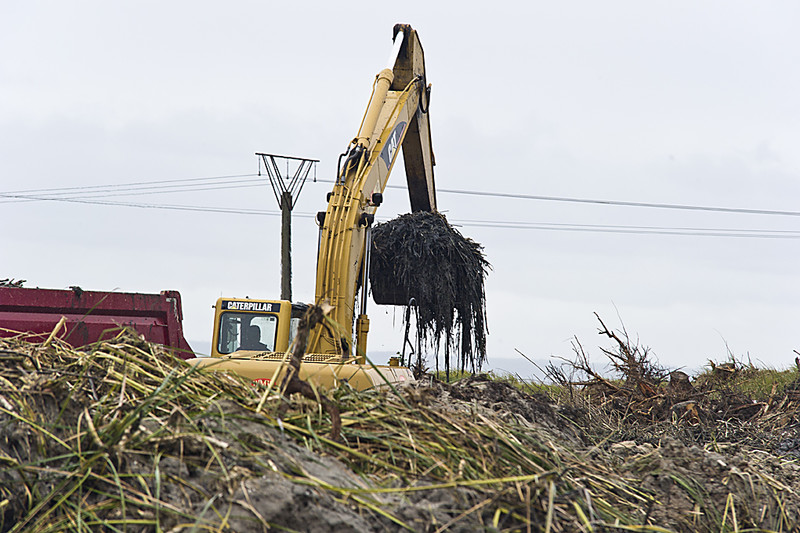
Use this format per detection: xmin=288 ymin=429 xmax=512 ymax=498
xmin=187 ymin=356 xmax=414 ymax=392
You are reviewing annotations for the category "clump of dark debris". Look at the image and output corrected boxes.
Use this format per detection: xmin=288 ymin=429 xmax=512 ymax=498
xmin=369 ymin=211 xmax=490 ymax=378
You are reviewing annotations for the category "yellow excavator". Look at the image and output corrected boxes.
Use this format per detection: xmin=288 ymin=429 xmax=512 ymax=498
xmin=187 ymin=24 xmax=436 ymax=390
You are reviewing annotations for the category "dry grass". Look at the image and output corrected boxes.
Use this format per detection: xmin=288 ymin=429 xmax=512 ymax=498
xmin=1 ymin=329 xmax=799 ymax=532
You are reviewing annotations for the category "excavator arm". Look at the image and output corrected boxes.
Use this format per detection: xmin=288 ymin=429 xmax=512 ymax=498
xmin=392 ymin=25 xmax=436 ymax=213
xmin=310 ymin=24 xmax=436 ymax=358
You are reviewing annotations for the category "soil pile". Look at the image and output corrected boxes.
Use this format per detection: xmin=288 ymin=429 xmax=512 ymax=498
xmin=1 ymin=331 xmax=799 ymax=532
xmin=369 ymin=211 xmax=489 ymax=377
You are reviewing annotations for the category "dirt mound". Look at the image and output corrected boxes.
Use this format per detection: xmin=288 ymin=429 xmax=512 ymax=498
xmin=426 ymin=373 xmax=586 ymax=446
xmin=1 ymin=332 xmax=799 ymax=532
xmin=608 ymin=437 xmax=800 ymax=530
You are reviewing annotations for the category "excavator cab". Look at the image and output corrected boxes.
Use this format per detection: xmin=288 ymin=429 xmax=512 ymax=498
xmin=198 ymin=296 xmax=413 ymax=390
xmin=210 ymin=298 xmax=293 ymax=357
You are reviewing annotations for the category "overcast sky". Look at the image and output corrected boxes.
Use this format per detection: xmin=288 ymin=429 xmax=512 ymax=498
xmin=2 ymin=2 xmax=799 ymax=376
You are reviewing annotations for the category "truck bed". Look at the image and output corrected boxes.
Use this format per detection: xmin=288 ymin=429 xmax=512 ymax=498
xmin=0 ymin=287 xmax=194 ymax=359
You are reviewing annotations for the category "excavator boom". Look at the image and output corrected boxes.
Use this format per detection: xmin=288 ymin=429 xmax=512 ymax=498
xmin=311 ymin=24 xmax=436 ymax=357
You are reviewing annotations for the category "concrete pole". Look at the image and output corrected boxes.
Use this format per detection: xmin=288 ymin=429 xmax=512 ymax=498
xmin=280 ymin=190 xmax=292 ymax=301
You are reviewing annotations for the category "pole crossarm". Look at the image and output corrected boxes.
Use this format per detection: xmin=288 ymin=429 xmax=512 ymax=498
xmin=257 ymin=153 xmax=319 ymax=210
xmin=256 ymin=152 xmax=319 ymax=302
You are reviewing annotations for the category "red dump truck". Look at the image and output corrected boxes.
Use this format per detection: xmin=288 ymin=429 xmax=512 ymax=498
xmin=0 ymin=286 xmax=194 ymax=359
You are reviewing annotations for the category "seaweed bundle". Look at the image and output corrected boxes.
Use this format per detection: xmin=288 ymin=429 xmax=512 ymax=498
xmin=369 ymin=211 xmax=490 ymax=377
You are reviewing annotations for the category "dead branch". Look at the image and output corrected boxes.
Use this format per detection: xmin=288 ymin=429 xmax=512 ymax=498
xmin=595 ymin=312 xmax=633 ymax=362
xmin=569 ymin=336 xmax=624 ymax=394
xmin=594 ymin=313 xmax=667 ymax=388
xmin=279 ymin=302 xmax=341 ymax=439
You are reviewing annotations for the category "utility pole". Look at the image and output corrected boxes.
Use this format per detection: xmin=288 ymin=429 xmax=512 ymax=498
xmin=258 ymin=153 xmax=319 ymax=302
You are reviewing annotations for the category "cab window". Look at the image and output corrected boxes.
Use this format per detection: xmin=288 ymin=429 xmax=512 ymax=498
xmin=217 ymin=312 xmax=278 ymax=354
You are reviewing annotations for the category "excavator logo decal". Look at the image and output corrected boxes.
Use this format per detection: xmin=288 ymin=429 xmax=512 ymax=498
xmin=222 ymin=300 xmax=281 ymax=312
xmin=379 ymin=121 xmax=406 ymax=170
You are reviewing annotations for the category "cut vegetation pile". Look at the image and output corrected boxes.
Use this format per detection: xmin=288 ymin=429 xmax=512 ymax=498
xmin=545 ymin=315 xmax=800 ymax=449
xmin=1 ymin=324 xmax=799 ymax=532
xmin=370 ymin=211 xmax=490 ymax=377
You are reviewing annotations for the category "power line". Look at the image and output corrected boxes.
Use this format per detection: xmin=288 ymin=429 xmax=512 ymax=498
xmin=2 ymin=193 xmax=286 ymax=216
xmin=3 ymin=173 xmax=257 ymax=195
xmin=456 ymin=220 xmax=800 ymax=239
xmin=438 ymin=188 xmax=800 ymax=218
xmin=0 ymin=174 xmax=267 ymax=204
xmin=0 ymin=181 xmax=268 ymax=204
xmin=3 ymin=174 xmax=799 ymax=218
xmin=309 ymin=178 xmax=800 ymax=217
xmin=3 ymin=175 xmax=799 ymax=239
xmin=6 ymin=192 xmax=797 ymax=239
xmin=455 ymin=218 xmax=800 ymax=235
